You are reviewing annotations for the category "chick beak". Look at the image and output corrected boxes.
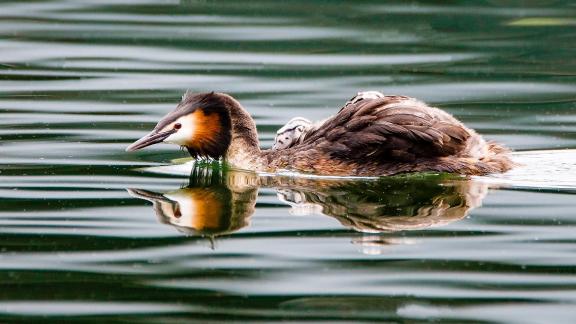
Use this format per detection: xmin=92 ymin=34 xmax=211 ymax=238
xmin=126 ymin=129 xmax=176 ymax=152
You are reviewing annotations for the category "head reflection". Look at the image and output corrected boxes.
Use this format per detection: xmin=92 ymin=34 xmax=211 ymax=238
xmin=129 ymin=164 xmax=489 ymax=240
xmin=128 ymin=164 xmax=258 ymax=236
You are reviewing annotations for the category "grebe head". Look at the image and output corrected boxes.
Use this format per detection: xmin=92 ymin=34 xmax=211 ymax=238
xmin=272 ymin=117 xmax=312 ymax=150
xmin=126 ymin=91 xmax=233 ymax=159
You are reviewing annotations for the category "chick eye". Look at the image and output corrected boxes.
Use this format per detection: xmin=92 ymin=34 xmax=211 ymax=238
xmin=174 ymin=123 xmax=182 ymax=130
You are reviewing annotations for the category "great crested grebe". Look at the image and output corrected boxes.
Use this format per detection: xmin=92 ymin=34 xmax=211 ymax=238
xmin=126 ymin=91 xmax=514 ymax=176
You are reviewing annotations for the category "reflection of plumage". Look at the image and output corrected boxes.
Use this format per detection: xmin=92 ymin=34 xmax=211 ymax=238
xmin=129 ymin=165 xmax=489 ymax=237
xmin=127 ymin=92 xmax=514 ymax=176
xmin=272 ymin=174 xmax=488 ymax=233
xmin=128 ymin=165 xmax=257 ymax=236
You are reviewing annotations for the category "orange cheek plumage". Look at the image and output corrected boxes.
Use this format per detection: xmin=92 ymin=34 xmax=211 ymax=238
xmin=186 ymin=191 xmax=224 ymax=231
xmin=182 ymin=109 xmax=223 ymax=151
xmin=166 ymin=189 xmax=225 ymax=231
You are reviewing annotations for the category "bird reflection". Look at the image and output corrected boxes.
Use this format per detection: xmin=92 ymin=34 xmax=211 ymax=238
xmin=128 ymin=164 xmax=258 ymax=237
xmin=271 ymin=175 xmax=487 ymax=233
xmin=129 ymin=163 xmax=489 ymax=240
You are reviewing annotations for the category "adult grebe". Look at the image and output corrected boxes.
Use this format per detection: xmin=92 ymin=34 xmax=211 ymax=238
xmin=126 ymin=91 xmax=514 ymax=176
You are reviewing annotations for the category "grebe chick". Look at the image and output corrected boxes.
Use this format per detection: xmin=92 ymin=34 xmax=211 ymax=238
xmin=271 ymin=91 xmax=386 ymax=150
xmin=126 ymin=91 xmax=514 ymax=176
xmin=272 ymin=117 xmax=313 ymax=150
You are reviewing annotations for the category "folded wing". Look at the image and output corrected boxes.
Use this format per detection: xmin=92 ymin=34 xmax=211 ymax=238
xmin=301 ymin=96 xmax=472 ymax=162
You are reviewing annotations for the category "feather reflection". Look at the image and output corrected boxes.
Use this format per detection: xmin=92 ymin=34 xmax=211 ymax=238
xmin=128 ymin=165 xmax=258 ymax=236
xmin=271 ymin=175 xmax=487 ymax=233
xmin=129 ymin=164 xmax=489 ymax=239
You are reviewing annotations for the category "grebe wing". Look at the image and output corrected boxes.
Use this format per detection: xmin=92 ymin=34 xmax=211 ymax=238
xmin=301 ymin=96 xmax=471 ymax=162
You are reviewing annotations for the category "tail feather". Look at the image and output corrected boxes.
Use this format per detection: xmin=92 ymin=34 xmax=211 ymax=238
xmin=476 ymin=142 xmax=516 ymax=174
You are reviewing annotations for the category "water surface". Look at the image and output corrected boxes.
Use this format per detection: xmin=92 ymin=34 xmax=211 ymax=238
xmin=2 ymin=0 xmax=576 ymax=322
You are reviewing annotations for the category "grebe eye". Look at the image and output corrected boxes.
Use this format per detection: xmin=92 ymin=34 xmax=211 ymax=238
xmin=174 ymin=123 xmax=182 ymax=130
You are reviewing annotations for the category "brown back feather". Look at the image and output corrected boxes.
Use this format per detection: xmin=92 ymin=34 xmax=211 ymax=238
xmin=300 ymin=96 xmax=472 ymax=163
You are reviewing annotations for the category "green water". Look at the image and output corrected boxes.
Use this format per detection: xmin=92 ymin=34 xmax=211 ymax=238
xmin=2 ymin=0 xmax=576 ymax=322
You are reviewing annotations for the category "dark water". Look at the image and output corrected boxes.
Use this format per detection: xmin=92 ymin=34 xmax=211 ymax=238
xmin=2 ymin=0 xmax=576 ymax=322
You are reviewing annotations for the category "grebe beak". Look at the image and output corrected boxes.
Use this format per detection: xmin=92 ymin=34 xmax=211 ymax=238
xmin=126 ymin=128 xmax=177 ymax=152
